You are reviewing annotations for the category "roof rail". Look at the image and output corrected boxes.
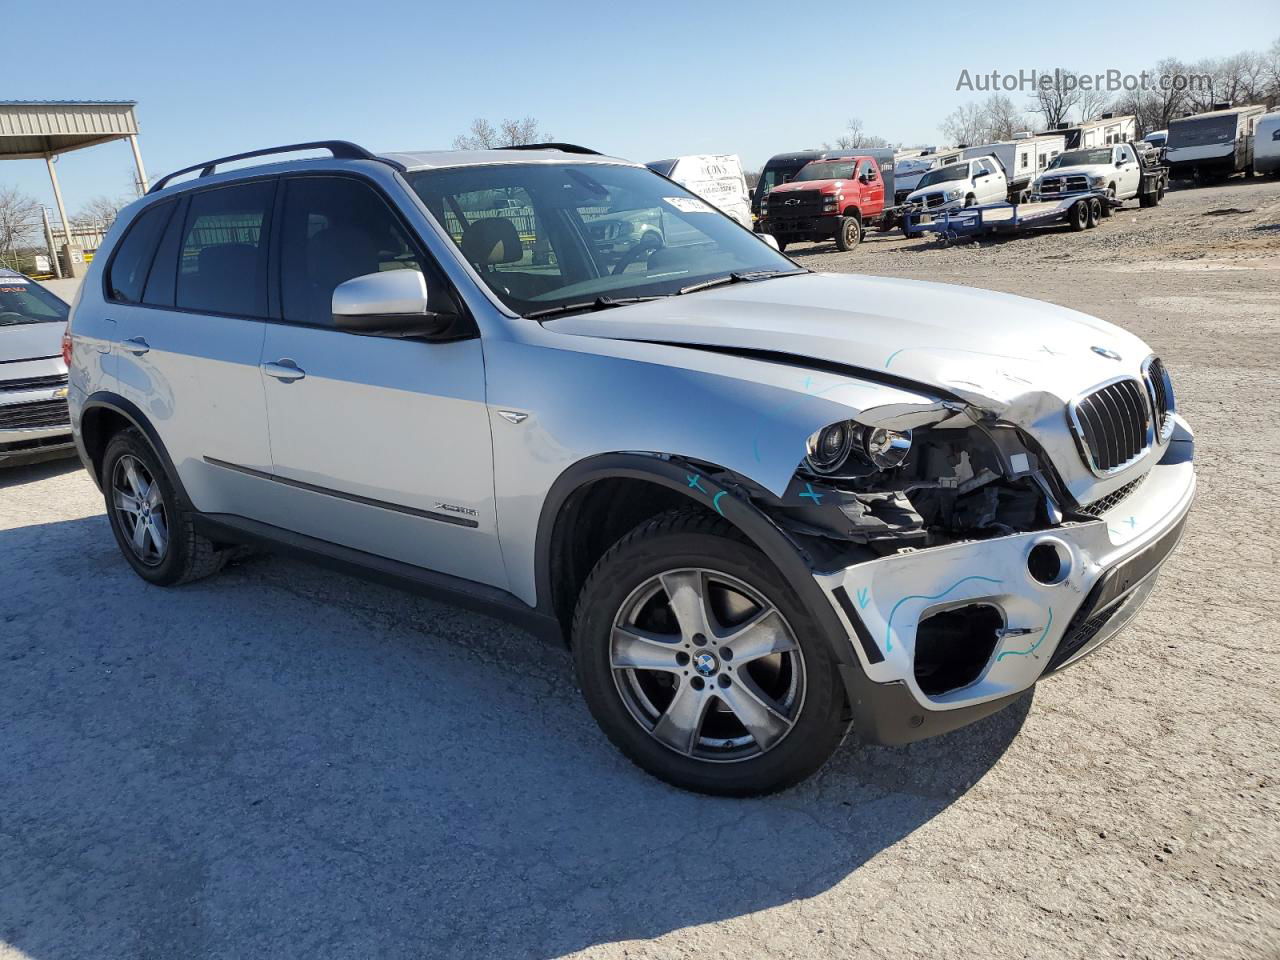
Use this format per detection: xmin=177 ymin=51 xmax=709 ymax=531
xmin=149 ymin=140 xmax=400 ymax=193
xmin=498 ymin=142 xmax=601 ymax=155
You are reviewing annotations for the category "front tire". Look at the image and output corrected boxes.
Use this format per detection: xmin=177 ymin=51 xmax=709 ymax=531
xmin=572 ymin=510 xmax=848 ymax=796
xmin=835 ymin=215 xmax=862 ymax=251
xmin=102 ymin=429 xmax=226 ymax=586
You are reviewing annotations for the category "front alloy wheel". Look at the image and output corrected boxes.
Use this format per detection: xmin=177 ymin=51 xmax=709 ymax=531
xmin=610 ymin=568 xmax=806 ymax=761
xmin=573 ymin=509 xmax=848 ymax=795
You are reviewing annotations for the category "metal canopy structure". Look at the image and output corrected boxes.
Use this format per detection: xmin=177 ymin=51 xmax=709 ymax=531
xmin=0 ymin=100 xmax=148 ymax=276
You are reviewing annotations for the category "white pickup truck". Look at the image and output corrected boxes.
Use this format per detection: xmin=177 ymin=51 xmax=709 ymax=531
xmin=1031 ymin=143 xmax=1148 ymax=211
xmin=903 ymin=156 xmax=1007 ymax=214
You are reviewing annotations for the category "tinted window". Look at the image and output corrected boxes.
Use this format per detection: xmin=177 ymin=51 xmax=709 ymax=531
xmin=176 ymin=181 xmax=274 ymax=317
xmin=107 ymin=201 xmax=175 ymax=303
xmin=279 ymin=177 xmax=428 ymax=327
xmin=141 ymin=198 xmax=186 ymax=307
xmin=0 ymin=277 xmax=68 ymax=325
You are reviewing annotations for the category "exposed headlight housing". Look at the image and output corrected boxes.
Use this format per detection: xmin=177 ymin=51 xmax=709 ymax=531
xmin=805 ymin=422 xmax=913 ymax=475
xmin=1089 ymin=174 xmax=1108 ymax=188
xmin=946 ymin=188 xmax=964 ymax=200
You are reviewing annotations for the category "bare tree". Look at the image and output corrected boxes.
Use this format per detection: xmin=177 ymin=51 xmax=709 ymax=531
xmin=0 ymin=186 xmax=40 ymax=268
xmin=827 ymin=117 xmax=891 ymax=151
xmin=982 ymin=95 xmax=1032 ymax=140
xmin=1076 ymin=87 xmax=1111 ymax=124
xmin=73 ymin=195 xmax=128 ymax=228
xmin=1030 ymin=68 xmax=1081 ymax=129
xmin=453 ymin=116 xmax=551 ymax=150
xmin=939 ymin=102 xmax=987 ymax=145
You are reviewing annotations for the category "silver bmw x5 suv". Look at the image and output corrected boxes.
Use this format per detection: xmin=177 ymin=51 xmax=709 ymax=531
xmin=66 ymin=141 xmax=1194 ymax=795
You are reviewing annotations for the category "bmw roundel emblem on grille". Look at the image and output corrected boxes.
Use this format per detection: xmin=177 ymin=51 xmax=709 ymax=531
xmin=1092 ymin=346 xmax=1122 ymax=361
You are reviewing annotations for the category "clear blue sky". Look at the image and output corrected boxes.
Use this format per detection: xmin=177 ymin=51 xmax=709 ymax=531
xmin=4 ymin=0 xmax=1278 ymax=216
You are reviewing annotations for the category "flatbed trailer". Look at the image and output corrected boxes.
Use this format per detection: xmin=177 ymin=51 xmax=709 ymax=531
xmin=902 ymin=192 xmax=1110 ymax=243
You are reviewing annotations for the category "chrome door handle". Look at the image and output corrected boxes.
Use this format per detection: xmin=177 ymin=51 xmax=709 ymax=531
xmin=123 ymin=336 xmax=150 ymax=356
xmin=262 ymin=359 xmax=306 ymax=382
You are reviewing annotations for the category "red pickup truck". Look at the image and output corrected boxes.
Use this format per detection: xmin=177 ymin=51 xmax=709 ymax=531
xmin=757 ymin=153 xmax=895 ymax=251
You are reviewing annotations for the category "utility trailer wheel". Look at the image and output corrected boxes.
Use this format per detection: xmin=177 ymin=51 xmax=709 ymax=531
xmin=1086 ymin=198 xmax=1101 ymax=228
xmin=835 ymin=215 xmax=862 ymax=251
xmin=1069 ymin=199 xmax=1090 ymax=231
xmin=1098 ymin=188 xmax=1114 ymax=217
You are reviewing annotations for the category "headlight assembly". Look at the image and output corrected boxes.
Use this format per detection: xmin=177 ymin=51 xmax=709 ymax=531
xmin=805 ymin=422 xmax=913 ymax=475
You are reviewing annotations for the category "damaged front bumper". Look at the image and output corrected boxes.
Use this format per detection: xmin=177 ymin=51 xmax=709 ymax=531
xmin=813 ymin=416 xmax=1195 ymax=744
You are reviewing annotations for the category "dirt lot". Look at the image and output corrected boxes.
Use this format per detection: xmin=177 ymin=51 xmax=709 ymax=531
xmin=2 ymin=180 xmax=1278 ymax=960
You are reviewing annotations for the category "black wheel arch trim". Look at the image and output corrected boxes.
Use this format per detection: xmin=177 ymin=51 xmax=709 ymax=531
xmin=534 ymin=452 xmax=1031 ymax=745
xmin=77 ymin=391 xmax=192 ymax=508
xmin=535 ymin=454 xmax=863 ymax=667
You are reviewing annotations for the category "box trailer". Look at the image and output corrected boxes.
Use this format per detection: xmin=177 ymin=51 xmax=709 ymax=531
xmin=961 ymin=134 xmax=1065 ymax=201
xmin=1166 ymin=104 xmax=1268 ymax=180
xmin=1255 ymin=112 xmax=1280 ymax=177
xmin=1039 ymin=114 xmax=1135 ymax=150
xmin=646 ymin=154 xmax=753 ymax=228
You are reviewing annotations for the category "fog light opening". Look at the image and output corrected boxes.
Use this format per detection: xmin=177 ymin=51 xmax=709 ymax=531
xmin=1028 ymin=540 xmax=1071 ymax=586
xmin=913 ymin=604 xmax=1003 ymax=696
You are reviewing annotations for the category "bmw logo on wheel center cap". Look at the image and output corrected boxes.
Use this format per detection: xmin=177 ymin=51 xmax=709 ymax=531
xmin=693 ymin=652 xmax=719 ymax=677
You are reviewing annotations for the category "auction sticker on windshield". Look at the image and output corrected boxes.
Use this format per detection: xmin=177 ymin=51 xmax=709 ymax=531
xmin=664 ymin=196 xmax=714 ymax=213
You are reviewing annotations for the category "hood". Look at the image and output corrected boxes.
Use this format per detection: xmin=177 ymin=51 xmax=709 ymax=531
xmin=905 ymin=184 xmax=962 ymax=202
xmin=545 ymin=272 xmax=1150 ymax=415
xmin=769 ymin=179 xmax=844 ymax=195
xmin=1038 ymin=164 xmax=1104 ymax=179
xmin=0 ymin=321 xmax=64 ymax=365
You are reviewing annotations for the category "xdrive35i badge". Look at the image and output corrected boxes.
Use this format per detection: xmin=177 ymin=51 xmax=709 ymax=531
xmin=1092 ymin=346 xmax=1122 ymax=361
xmin=434 ymin=502 xmax=478 ymax=518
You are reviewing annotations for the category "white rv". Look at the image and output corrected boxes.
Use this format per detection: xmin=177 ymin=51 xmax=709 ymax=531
xmin=960 ymin=134 xmax=1065 ymax=202
xmin=1040 ymin=114 xmax=1136 ymax=150
xmin=645 ymin=155 xmax=752 ymax=227
xmin=1166 ymin=104 xmax=1268 ymax=180
xmin=1255 ymin=112 xmax=1280 ymax=177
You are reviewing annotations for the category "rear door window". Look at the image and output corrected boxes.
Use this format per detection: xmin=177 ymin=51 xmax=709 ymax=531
xmin=175 ymin=181 xmax=275 ymax=317
xmin=107 ymin=201 xmax=176 ymax=303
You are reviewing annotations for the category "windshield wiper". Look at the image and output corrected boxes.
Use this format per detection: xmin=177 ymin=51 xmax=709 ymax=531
xmin=677 ymin=268 xmax=807 ymax=296
xmin=524 ymin=295 xmax=664 ymax=321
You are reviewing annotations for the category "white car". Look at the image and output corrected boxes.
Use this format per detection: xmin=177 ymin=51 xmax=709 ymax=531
xmin=1033 ymin=143 xmax=1143 ymax=206
xmin=0 ymin=268 xmax=74 ymax=466
xmin=904 ymin=156 xmax=1007 ymax=212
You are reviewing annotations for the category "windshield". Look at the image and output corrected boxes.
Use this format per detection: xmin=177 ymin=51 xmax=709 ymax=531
xmin=916 ymin=164 xmax=971 ymax=188
xmin=794 ymin=161 xmax=855 ymax=181
xmin=1049 ymin=148 xmax=1113 ymax=168
xmin=407 ymin=163 xmax=795 ymax=317
xmin=757 ymin=160 xmax=811 ymax=194
xmin=0 ymin=276 xmax=68 ymax=326
xmin=1167 ymin=115 xmax=1238 ymax=148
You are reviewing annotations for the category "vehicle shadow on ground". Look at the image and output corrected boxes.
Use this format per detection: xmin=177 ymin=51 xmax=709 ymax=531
xmin=0 ymin=514 xmax=1032 ymax=960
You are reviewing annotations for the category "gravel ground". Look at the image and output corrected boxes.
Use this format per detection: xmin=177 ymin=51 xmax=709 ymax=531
xmin=1 ymin=180 xmax=1278 ymax=960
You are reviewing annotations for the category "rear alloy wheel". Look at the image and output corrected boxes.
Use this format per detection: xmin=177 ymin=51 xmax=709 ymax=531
xmin=835 ymin=215 xmax=862 ymax=251
xmin=573 ymin=510 xmax=847 ymax=795
xmin=102 ymin=429 xmax=226 ymax=586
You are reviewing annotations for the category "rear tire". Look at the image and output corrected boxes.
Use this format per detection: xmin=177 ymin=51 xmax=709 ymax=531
xmin=1099 ymin=187 xmax=1115 ymax=217
xmin=102 ymin=429 xmax=226 ymax=587
xmin=1069 ymin=199 xmax=1089 ymax=231
xmin=572 ymin=509 xmax=848 ymax=796
xmin=835 ymin=215 xmax=862 ymax=251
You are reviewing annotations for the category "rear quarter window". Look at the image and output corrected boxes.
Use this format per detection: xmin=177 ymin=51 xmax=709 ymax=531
xmin=106 ymin=201 xmax=176 ymax=303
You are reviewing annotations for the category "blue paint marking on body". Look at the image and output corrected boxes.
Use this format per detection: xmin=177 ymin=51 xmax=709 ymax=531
xmin=712 ymin=491 xmax=727 ymax=515
xmin=800 ymin=483 xmax=823 ymax=504
xmin=995 ymin=607 xmax=1054 ymax=661
xmin=856 ymin=587 xmax=870 ymax=609
xmin=884 ymin=349 xmax=906 ymax=369
xmin=1126 ymin=516 xmax=1137 ymax=528
xmin=883 ymin=576 xmax=1004 ymax=653
xmin=687 ymin=474 xmax=707 ymax=493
